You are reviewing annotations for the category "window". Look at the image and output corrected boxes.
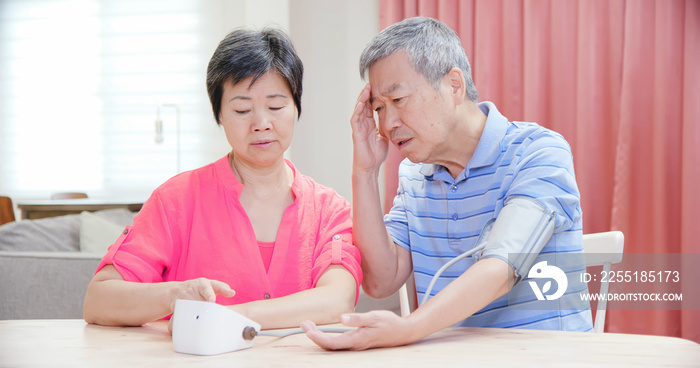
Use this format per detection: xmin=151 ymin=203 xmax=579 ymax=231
xmin=0 ymin=0 xmax=233 ymax=199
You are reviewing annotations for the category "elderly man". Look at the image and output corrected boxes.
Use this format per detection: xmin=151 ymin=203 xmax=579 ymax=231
xmin=302 ymin=16 xmax=592 ymax=350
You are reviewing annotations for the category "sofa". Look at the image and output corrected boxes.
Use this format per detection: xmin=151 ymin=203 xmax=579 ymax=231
xmin=0 ymin=209 xmax=401 ymax=320
xmin=0 ymin=209 xmax=136 ymax=319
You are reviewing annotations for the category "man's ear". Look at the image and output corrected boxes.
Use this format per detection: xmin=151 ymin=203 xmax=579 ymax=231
xmin=444 ymin=67 xmax=466 ymax=105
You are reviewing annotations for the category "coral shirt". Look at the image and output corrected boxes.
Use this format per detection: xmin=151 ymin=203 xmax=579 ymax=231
xmin=97 ymin=156 xmax=362 ymax=305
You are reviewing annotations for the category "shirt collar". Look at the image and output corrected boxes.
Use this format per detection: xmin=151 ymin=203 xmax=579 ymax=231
xmin=470 ymin=101 xmax=509 ymax=169
xmin=215 ymin=154 xmax=302 ymax=198
xmin=418 ymin=101 xmax=509 ymax=182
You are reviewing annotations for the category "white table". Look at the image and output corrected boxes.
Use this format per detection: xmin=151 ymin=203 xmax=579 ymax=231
xmin=1 ymin=319 xmax=699 ymax=367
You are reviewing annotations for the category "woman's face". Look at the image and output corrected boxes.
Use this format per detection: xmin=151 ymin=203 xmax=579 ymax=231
xmin=219 ymin=72 xmax=296 ymax=168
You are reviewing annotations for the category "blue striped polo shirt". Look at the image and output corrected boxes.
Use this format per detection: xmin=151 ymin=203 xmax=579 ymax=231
xmin=384 ymin=101 xmax=593 ymax=331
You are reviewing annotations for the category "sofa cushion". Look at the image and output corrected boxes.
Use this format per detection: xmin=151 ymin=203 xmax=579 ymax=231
xmin=0 ymin=208 xmax=137 ymax=253
xmin=79 ymin=211 xmax=126 ymax=254
xmin=0 ymin=214 xmax=81 ymax=252
xmin=89 ymin=208 xmax=138 ymax=227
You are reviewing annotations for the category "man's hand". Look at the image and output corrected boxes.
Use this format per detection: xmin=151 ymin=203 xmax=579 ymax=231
xmin=351 ymin=84 xmax=389 ymax=173
xmin=301 ymin=310 xmax=414 ymax=351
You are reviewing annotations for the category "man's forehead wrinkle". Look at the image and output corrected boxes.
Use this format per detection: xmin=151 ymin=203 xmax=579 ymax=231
xmin=369 ymin=83 xmax=402 ymax=105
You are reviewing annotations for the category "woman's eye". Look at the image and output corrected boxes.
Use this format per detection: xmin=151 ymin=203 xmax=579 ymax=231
xmin=393 ymin=97 xmax=404 ymax=103
xmin=374 ymin=106 xmax=384 ymax=112
xmin=235 ymin=110 xmax=250 ymax=114
xmin=269 ymin=106 xmax=284 ymax=111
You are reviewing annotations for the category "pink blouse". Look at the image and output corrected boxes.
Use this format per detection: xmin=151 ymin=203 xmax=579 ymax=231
xmin=97 ymin=156 xmax=362 ymax=305
xmin=257 ymin=241 xmax=274 ymax=272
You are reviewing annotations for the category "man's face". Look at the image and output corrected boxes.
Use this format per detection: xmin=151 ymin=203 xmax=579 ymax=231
xmin=368 ymin=52 xmax=455 ymax=164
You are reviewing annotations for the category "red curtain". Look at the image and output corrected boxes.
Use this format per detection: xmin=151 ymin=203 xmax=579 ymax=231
xmin=378 ymin=0 xmax=700 ymax=342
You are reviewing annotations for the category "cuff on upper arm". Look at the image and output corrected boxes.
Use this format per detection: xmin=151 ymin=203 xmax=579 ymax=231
xmin=474 ymin=196 xmax=556 ymax=284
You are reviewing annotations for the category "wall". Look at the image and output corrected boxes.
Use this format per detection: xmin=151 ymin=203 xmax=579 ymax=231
xmin=288 ymin=0 xmax=379 ymax=202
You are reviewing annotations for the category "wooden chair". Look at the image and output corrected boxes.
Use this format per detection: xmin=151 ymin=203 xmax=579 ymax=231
xmin=397 ymin=231 xmax=625 ymax=333
xmin=0 ymin=196 xmax=16 ymax=225
xmin=50 ymin=192 xmax=88 ymax=200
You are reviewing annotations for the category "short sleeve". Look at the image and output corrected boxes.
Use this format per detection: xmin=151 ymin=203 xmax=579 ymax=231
xmin=96 ymin=190 xmax=175 ymax=282
xmin=310 ymin=193 xmax=362 ymax=305
xmin=384 ymin=168 xmax=411 ymax=251
xmin=505 ymin=130 xmax=581 ymax=233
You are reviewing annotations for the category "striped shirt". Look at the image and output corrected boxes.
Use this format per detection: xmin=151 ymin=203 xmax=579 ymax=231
xmin=384 ymin=102 xmax=593 ymax=331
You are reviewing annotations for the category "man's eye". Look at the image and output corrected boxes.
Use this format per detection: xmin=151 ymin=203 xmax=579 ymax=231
xmin=393 ymin=97 xmax=404 ymax=103
xmin=374 ymin=106 xmax=384 ymax=112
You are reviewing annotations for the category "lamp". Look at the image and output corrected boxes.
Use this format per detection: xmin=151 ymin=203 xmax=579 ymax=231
xmin=154 ymin=103 xmax=181 ymax=173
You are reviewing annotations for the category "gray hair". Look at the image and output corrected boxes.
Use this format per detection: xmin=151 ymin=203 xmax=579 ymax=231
xmin=359 ymin=17 xmax=478 ymax=102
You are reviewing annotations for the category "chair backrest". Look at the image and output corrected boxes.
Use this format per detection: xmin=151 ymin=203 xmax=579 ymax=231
xmin=583 ymin=231 xmax=625 ymax=266
xmin=582 ymin=230 xmax=625 ymax=333
xmin=0 ymin=196 xmax=16 ymax=225
xmin=50 ymin=192 xmax=88 ymax=200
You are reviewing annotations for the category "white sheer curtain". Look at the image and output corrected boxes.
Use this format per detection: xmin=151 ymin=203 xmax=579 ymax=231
xmin=0 ymin=0 xmax=234 ymax=199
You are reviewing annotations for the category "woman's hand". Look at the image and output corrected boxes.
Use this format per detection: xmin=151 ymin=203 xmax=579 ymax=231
xmin=85 ymin=266 xmax=236 ymax=327
xmin=351 ymin=84 xmax=389 ymax=174
xmin=169 ymin=278 xmax=236 ymax=313
xmin=167 ymin=278 xmax=236 ymax=334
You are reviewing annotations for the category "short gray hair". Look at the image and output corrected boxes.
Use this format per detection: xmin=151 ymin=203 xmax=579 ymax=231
xmin=359 ymin=17 xmax=478 ymax=102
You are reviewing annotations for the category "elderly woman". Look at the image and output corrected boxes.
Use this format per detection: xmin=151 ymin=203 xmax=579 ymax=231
xmin=83 ymin=28 xmax=361 ymax=329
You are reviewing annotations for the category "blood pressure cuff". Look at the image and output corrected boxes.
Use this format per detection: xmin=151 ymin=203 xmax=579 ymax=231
xmin=473 ymin=196 xmax=555 ymax=285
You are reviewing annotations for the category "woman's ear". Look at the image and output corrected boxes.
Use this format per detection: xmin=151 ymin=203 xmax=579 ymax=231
xmin=444 ymin=67 xmax=466 ymax=105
